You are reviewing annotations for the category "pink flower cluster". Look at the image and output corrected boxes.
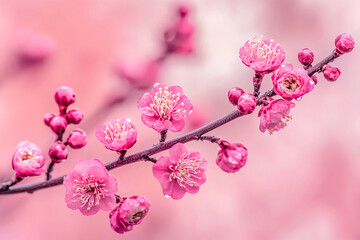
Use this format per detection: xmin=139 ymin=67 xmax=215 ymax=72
xmin=228 ymin=87 xmax=256 ymax=115
xmin=272 ymin=64 xmax=314 ymax=100
xmin=44 ymin=86 xmax=87 ymax=162
xmin=96 ymin=119 xmax=137 ymax=153
xmin=138 ymin=84 xmax=193 ymax=132
xmin=239 ymin=38 xmax=285 ymax=73
xmin=258 ymin=99 xmax=295 ymax=134
xmin=153 ymin=143 xmax=207 ymax=199
xmin=12 ymin=141 xmax=46 ymax=177
xmin=109 ymin=196 xmax=150 ymax=234
xmin=64 ymin=159 xmax=118 ymax=215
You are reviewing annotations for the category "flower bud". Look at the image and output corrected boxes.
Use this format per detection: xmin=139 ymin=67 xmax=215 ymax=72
xmin=335 ymin=33 xmax=355 ymax=54
xmin=67 ymin=129 xmax=87 ymax=149
xmin=109 ymin=196 xmax=150 ymax=234
xmin=43 ymin=113 xmax=55 ymax=126
xmin=228 ymin=87 xmax=244 ymax=106
xmin=48 ymin=141 xmax=68 ymax=163
xmin=216 ymin=141 xmax=248 ymax=173
xmin=50 ymin=116 xmax=67 ymax=134
xmin=178 ymin=4 xmax=189 ymax=17
xmin=298 ymin=48 xmax=314 ymax=66
xmin=66 ymin=108 xmax=84 ymax=124
xmin=12 ymin=141 xmax=46 ymax=177
xmin=237 ymin=93 xmax=256 ymax=114
xmin=323 ymin=65 xmax=341 ymax=82
xmin=55 ymin=86 xmax=75 ymax=107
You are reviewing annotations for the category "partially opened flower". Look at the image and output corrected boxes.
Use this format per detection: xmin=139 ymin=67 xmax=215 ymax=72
xmin=12 ymin=141 xmax=46 ymax=177
xmin=239 ymin=38 xmax=285 ymax=73
xmin=96 ymin=119 xmax=137 ymax=152
xmin=138 ymin=84 xmax=193 ymax=132
xmin=152 ymin=143 xmax=207 ymax=200
xmin=109 ymin=196 xmax=150 ymax=234
xmin=63 ymin=159 xmax=117 ymax=216
xmin=272 ymin=64 xmax=314 ymax=100
xmin=216 ymin=141 xmax=248 ymax=173
xmin=258 ymin=99 xmax=295 ymax=134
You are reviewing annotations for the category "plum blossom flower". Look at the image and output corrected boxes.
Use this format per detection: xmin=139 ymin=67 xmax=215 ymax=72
xmin=239 ymin=38 xmax=285 ymax=73
xmin=12 ymin=141 xmax=46 ymax=177
xmin=138 ymin=84 xmax=193 ymax=132
xmin=272 ymin=64 xmax=314 ymax=100
xmin=152 ymin=143 xmax=207 ymax=200
xmin=109 ymin=196 xmax=150 ymax=234
xmin=96 ymin=119 xmax=137 ymax=152
xmin=63 ymin=159 xmax=117 ymax=216
xmin=216 ymin=141 xmax=248 ymax=173
xmin=258 ymin=99 xmax=295 ymax=134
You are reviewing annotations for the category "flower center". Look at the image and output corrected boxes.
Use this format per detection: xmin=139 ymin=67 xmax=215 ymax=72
xmin=72 ymin=174 xmax=108 ymax=210
xmin=168 ymin=153 xmax=203 ymax=188
xmin=20 ymin=150 xmax=34 ymax=162
xmin=248 ymin=39 xmax=281 ymax=64
xmin=104 ymin=120 xmax=134 ymax=144
xmin=283 ymin=76 xmax=300 ymax=91
xmin=150 ymin=87 xmax=187 ymax=120
xmin=130 ymin=210 xmax=146 ymax=223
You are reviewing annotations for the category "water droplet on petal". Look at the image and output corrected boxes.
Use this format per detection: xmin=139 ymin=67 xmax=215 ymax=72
xmin=310 ymin=80 xmax=315 ymax=85
xmin=295 ymin=96 xmax=302 ymax=101
xmin=154 ymin=83 xmax=160 ymax=87
xmin=165 ymin=195 xmax=170 ymax=198
xmin=126 ymin=118 xmax=132 ymax=122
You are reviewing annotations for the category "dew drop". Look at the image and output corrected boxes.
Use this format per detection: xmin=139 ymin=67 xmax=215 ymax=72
xmin=310 ymin=80 xmax=315 ymax=85
xmin=295 ymin=96 xmax=302 ymax=101
xmin=165 ymin=195 xmax=170 ymax=198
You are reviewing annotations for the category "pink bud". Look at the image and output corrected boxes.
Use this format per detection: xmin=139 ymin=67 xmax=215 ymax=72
xmin=66 ymin=108 xmax=84 ymax=124
xmin=178 ymin=4 xmax=189 ymax=17
xmin=237 ymin=93 xmax=256 ymax=115
xmin=43 ymin=113 xmax=55 ymax=126
xmin=335 ymin=33 xmax=355 ymax=54
xmin=298 ymin=48 xmax=314 ymax=66
xmin=49 ymin=116 xmax=67 ymax=134
xmin=12 ymin=141 xmax=46 ymax=177
xmin=55 ymin=86 xmax=75 ymax=107
xmin=67 ymin=129 xmax=87 ymax=149
xmin=109 ymin=196 xmax=150 ymax=234
xmin=216 ymin=141 xmax=248 ymax=173
xmin=228 ymin=87 xmax=244 ymax=106
xmin=48 ymin=141 xmax=68 ymax=163
xmin=323 ymin=65 xmax=341 ymax=82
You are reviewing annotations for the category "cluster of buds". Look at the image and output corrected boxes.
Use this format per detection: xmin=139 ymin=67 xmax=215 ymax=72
xmin=44 ymin=86 xmax=87 ymax=163
xmin=228 ymin=87 xmax=256 ymax=115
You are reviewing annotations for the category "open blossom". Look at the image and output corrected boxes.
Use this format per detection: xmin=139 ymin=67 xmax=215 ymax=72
xmin=96 ymin=119 xmax=137 ymax=152
xmin=216 ymin=141 xmax=248 ymax=173
xmin=239 ymin=38 xmax=285 ymax=73
xmin=152 ymin=143 xmax=207 ymax=200
xmin=258 ymin=99 xmax=295 ymax=134
xmin=63 ymin=159 xmax=117 ymax=216
xmin=12 ymin=141 xmax=46 ymax=177
xmin=272 ymin=64 xmax=314 ymax=100
xmin=138 ymin=84 xmax=193 ymax=132
xmin=109 ymin=196 xmax=150 ymax=234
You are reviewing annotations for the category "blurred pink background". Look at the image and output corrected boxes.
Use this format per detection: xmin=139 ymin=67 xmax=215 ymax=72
xmin=1 ymin=0 xmax=360 ymax=239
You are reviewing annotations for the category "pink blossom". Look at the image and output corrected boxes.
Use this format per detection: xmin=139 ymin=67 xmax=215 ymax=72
xmin=66 ymin=108 xmax=84 ymax=124
xmin=138 ymin=84 xmax=193 ymax=132
xmin=63 ymin=159 xmax=117 ymax=216
xmin=12 ymin=141 xmax=46 ymax=177
xmin=272 ymin=64 xmax=314 ymax=100
xmin=237 ymin=93 xmax=256 ymax=115
xmin=49 ymin=116 xmax=67 ymax=134
xmin=152 ymin=143 xmax=207 ymax=200
xmin=258 ymin=99 xmax=295 ymax=134
xmin=109 ymin=196 xmax=150 ymax=234
xmin=96 ymin=119 xmax=137 ymax=152
xmin=239 ymin=38 xmax=285 ymax=73
xmin=216 ymin=141 xmax=248 ymax=173
xmin=43 ymin=113 xmax=55 ymax=126
xmin=323 ymin=65 xmax=341 ymax=82
xmin=55 ymin=86 xmax=75 ymax=107
xmin=335 ymin=33 xmax=355 ymax=54
xmin=228 ymin=87 xmax=244 ymax=106
xmin=115 ymin=58 xmax=160 ymax=90
xmin=298 ymin=48 xmax=314 ymax=66
xmin=48 ymin=141 xmax=68 ymax=163
xmin=67 ymin=129 xmax=87 ymax=149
